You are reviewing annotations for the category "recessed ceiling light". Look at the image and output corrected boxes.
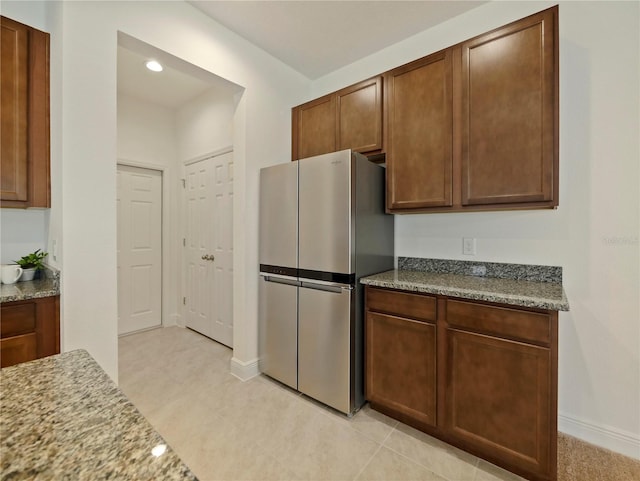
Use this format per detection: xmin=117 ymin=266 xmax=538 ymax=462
xmin=145 ymin=60 xmax=163 ymax=72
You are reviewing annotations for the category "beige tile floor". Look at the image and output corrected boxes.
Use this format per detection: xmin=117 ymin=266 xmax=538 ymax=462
xmin=118 ymin=326 xmax=525 ymax=481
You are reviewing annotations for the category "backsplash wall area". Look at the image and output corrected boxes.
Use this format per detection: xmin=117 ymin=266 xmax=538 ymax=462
xmin=0 ymin=210 xmax=49 ymax=264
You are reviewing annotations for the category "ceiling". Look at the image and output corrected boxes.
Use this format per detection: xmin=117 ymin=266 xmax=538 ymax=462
xmin=118 ymin=46 xmax=215 ymax=109
xmin=118 ymin=1 xmax=486 ymax=108
xmin=189 ymin=1 xmax=486 ymax=80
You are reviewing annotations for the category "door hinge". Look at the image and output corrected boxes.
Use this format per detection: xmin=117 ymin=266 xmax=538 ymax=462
xmin=181 ymin=178 xmax=186 ymax=188
xmin=183 ymin=238 xmax=186 ymax=247
xmin=183 ymin=297 xmax=186 ymax=305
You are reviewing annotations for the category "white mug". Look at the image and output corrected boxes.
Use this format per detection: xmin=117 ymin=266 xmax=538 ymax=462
xmin=1 ymin=265 xmax=23 ymax=285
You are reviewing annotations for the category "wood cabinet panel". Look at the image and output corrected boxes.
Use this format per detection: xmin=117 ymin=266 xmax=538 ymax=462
xmin=337 ymin=76 xmax=382 ymax=154
xmin=0 ymin=333 xmax=38 ymax=368
xmin=367 ymin=287 xmax=436 ymax=321
xmin=294 ymin=95 xmax=336 ymax=159
xmin=1 ymin=302 xmax=36 ymax=337
xmin=366 ymin=311 xmax=437 ymax=428
xmin=461 ymin=7 xmax=557 ymax=206
xmin=292 ymin=76 xmax=383 ymax=161
xmin=447 ymin=299 xmax=550 ymax=345
xmin=0 ymin=296 xmax=59 ymax=368
xmin=293 ymin=94 xmax=336 ymax=160
xmin=446 ymin=329 xmax=552 ymax=477
xmin=385 ymin=50 xmax=453 ymax=211
xmin=1 ymin=16 xmax=29 ymax=202
xmin=0 ymin=15 xmax=50 ymax=209
xmin=365 ymin=286 xmax=558 ymax=481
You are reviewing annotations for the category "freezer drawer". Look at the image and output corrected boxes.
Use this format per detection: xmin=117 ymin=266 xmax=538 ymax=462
xmin=258 ymin=275 xmax=298 ymax=389
xmin=298 ymin=281 xmax=354 ymax=414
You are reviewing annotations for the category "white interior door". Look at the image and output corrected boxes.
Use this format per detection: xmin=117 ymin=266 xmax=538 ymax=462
xmin=117 ymin=165 xmax=162 ymax=335
xmin=185 ymin=152 xmax=233 ymax=347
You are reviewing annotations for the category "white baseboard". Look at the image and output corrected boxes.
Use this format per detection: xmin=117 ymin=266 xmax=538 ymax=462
xmin=162 ymin=314 xmax=181 ymax=327
xmin=559 ymin=413 xmax=640 ymax=460
xmin=229 ymin=357 xmax=260 ymax=381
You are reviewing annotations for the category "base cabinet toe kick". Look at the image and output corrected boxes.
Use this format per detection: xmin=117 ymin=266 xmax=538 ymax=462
xmin=365 ymin=286 xmax=559 ymax=481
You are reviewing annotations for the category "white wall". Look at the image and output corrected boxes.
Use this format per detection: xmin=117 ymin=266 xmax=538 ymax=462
xmin=0 ymin=210 xmax=47 ymax=264
xmin=176 ymin=87 xmax=237 ymax=162
xmin=118 ymin=94 xmax=177 ymax=166
xmin=312 ymin=0 xmax=640 ymax=458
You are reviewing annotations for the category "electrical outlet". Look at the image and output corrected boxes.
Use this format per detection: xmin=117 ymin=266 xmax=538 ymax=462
xmin=462 ymin=237 xmax=476 ymax=255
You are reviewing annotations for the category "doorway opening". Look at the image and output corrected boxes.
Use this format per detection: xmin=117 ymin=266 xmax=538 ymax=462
xmin=116 ymin=32 xmax=243 ymax=348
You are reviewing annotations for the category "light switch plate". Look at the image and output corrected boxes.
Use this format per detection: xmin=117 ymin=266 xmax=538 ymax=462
xmin=463 ymin=237 xmax=476 ymax=255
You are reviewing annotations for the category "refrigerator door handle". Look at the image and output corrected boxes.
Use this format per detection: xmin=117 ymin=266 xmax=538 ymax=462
xmin=300 ymin=280 xmax=353 ymax=294
xmin=260 ymin=273 xmax=301 ymax=287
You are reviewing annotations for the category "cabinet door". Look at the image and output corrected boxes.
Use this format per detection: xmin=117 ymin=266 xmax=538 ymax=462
xmin=461 ymin=7 xmax=558 ymax=206
xmin=385 ymin=50 xmax=453 ymax=211
xmin=0 ymin=15 xmax=50 ymax=208
xmin=337 ymin=76 xmax=382 ymax=154
xmin=0 ymin=16 xmax=29 ymax=203
xmin=446 ymin=328 xmax=552 ymax=478
xmin=366 ymin=311 xmax=437 ymax=428
xmin=293 ymin=94 xmax=336 ymax=160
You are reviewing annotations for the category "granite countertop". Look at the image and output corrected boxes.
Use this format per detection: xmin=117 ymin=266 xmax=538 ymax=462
xmin=0 ymin=350 xmax=198 ymax=481
xmin=361 ymin=258 xmax=569 ymax=311
xmin=0 ymin=265 xmax=60 ymax=303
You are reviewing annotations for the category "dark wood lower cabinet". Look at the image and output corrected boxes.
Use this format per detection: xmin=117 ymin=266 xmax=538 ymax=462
xmin=366 ymin=311 xmax=437 ymax=428
xmin=365 ymin=286 xmax=558 ymax=481
xmin=1 ymin=295 xmax=60 ymax=368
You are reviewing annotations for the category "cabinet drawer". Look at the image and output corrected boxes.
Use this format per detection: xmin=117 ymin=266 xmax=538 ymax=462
xmin=447 ymin=300 xmax=550 ymax=345
xmin=0 ymin=332 xmax=37 ymax=367
xmin=1 ymin=302 xmax=36 ymax=338
xmin=366 ymin=287 xmax=436 ymax=322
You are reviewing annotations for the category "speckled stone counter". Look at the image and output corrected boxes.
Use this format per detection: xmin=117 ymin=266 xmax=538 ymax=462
xmin=0 ymin=350 xmax=198 ymax=481
xmin=0 ymin=265 xmax=60 ymax=303
xmin=361 ymin=259 xmax=569 ymax=311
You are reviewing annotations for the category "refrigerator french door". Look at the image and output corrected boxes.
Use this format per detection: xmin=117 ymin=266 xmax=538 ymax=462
xmin=259 ymin=150 xmax=393 ymax=415
xmin=258 ymin=161 xmax=298 ymax=390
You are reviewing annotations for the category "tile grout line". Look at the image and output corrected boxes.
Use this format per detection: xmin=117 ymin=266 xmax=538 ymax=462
xmin=380 ymin=424 xmax=479 ymax=481
xmin=351 ymin=444 xmax=383 ymax=481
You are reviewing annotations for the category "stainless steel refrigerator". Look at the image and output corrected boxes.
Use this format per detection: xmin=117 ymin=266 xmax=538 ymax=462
xmin=258 ymin=149 xmax=394 ymax=415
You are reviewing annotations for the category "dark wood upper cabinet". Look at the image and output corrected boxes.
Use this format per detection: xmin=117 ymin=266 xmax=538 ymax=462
xmin=336 ymin=76 xmax=382 ymax=154
xmin=292 ymin=94 xmax=336 ymax=160
xmin=385 ymin=51 xmax=453 ymax=211
xmin=461 ymin=7 xmax=558 ymax=207
xmin=1 ymin=16 xmax=51 ymax=209
xmin=292 ymin=75 xmax=382 ymax=160
xmin=291 ymin=6 xmax=559 ymax=214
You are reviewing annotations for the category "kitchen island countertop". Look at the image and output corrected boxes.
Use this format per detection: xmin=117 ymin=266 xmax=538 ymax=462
xmin=361 ymin=269 xmax=569 ymax=311
xmin=0 ymin=349 xmax=198 ymax=481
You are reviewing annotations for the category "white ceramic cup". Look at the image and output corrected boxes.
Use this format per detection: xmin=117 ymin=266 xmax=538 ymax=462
xmin=1 ymin=265 xmax=23 ymax=285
